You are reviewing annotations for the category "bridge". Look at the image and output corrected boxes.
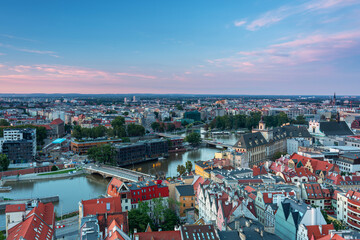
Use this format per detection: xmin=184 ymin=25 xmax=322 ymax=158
xmin=84 ymin=164 xmax=155 ymax=182
xmin=203 ymin=140 xmax=233 ymax=149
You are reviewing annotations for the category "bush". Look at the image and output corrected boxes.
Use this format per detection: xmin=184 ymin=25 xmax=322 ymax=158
xmin=51 ymin=165 xmax=59 ymax=171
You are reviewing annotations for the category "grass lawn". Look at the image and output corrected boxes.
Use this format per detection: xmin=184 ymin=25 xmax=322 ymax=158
xmin=38 ymin=168 xmax=80 ymax=176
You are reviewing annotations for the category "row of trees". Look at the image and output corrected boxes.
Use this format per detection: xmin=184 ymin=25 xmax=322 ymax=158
xmin=128 ymin=199 xmax=180 ymax=233
xmin=151 ymin=122 xmax=177 ymax=132
xmin=72 ymin=117 xmax=145 ymax=139
xmin=208 ymin=112 xmax=293 ymax=130
xmin=87 ymin=144 xmax=116 ymax=165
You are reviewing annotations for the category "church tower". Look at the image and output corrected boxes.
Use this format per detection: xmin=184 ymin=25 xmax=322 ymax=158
xmin=259 ymin=116 xmax=266 ymax=130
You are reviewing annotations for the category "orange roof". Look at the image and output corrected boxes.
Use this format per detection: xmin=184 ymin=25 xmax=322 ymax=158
xmin=82 ymin=197 xmax=122 ymax=217
xmin=5 ymin=204 xmax=26 ymax=213
xmin=307 ymin=224 xmax=334 ymax=240
xmin=50 ymin=118 xmax=64 ymax=125
xmin=7 ymin=202 xmax=55 ymax=240
xmin=107 ymin=178 xmax=125 ymax=197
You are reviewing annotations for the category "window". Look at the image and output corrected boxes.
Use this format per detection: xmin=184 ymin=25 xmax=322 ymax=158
xmin=183 ymin=203 xmax=185 ymax=207
xmin=183 ymin=197 xmax=186 ymax=201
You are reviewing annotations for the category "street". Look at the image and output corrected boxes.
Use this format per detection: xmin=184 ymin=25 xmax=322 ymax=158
xmin=55 ymin=215 xmax=79 ymax=240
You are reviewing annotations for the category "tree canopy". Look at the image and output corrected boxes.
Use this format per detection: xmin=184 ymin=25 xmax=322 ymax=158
xmin=184 ymin=132 xmax=202 ymax=145
xmin=0 ymin=154 xmax=10 ymax=171
xmin=87 ymin=144 xmax=116 ymax=165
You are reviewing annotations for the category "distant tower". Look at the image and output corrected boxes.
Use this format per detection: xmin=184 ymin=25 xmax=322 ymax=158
xmin=259 ymin=116 xmax=266 ymax=130
xmin=124 ymin=97 xmax=127 ymax=104
xmin=133 ymin=96 xmax=136 ymax=102
xmin=333 ymin=92 xmax=336 ymax=106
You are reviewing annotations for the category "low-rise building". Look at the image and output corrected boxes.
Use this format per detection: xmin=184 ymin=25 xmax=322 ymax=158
xmin=175 ymin=185 xmax=195 ymax=217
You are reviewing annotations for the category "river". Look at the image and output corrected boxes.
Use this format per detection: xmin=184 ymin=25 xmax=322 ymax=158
xmin=0 ymin=132 xmax=239 ymax=230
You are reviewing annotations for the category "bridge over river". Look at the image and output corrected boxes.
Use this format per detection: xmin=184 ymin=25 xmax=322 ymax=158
xmin=84 ymin=164 xmax=155 ymax=182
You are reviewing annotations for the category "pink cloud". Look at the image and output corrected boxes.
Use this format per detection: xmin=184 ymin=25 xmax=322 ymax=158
xmin=208 ymin=29 xmax=360 ymax=71
xmin=116 ymin=72 xmax=156 ymax=79
xmin=234 ymin=20 xmax=247 ymax=27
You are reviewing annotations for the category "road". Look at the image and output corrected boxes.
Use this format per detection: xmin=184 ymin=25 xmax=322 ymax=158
xmin=55 ymin=215 xmax=79 ymax=240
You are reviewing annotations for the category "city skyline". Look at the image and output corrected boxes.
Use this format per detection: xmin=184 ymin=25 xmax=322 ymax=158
xmin=1 ymin=0 xmax=360 ymax=95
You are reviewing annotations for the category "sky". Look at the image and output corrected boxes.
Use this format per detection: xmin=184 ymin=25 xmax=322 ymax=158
xmin=1 ymin=0 xmax=360 ymax=95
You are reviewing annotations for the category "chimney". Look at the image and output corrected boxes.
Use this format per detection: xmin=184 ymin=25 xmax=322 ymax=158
xmin=134 ymin=228 xmax=137 ymax=233
xmin=135 ymin=235 xmax=139 ymax=240
xmin=158 ymin=228 xmax=162 ymax=231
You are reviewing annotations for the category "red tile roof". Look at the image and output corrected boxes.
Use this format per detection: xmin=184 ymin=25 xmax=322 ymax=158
xmin=50 ymin=118 xmax=64 ymax=125
xmin=81 ymin=197 xmax=122 ymax=217
xmin=5 ymin=204 xmax=26 ymax=213
xmin=306 ymin=224 xmax=334 ymax=240
xmin=7 ymin=202 xmax=55 ymax=240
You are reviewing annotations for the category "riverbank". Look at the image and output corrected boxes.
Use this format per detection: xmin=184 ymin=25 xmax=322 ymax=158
xmin=1 ymin=169 xmax=85 ymax=184
xmin=0 ymin=196 xmax=59 ymax=211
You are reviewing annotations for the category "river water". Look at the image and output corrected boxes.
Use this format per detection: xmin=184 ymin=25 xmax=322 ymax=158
xmin=0 ymin=132 xmax=239 ymax=230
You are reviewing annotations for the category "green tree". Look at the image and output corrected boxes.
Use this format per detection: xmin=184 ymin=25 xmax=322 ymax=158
xmin=276 ymin=112 xmax=290 ymax=126
xmin=272 ymin=151 xmax=287 ymax=161
xmin=0 ymin=119 xmax=10 ymax=126
xmin=185 ymin=160 xmax=193 ymax=174
xmin=0 ymin=154 xmax=10 ymax=171
xmin=151 ymin=122 xmax=161 ymax=131
xmin=128 ymin=202 xmax=153 ymax=233
xmin=0 ymin=231 xmax=5 ymax=240
xmin=51 ymin=165 xmax=58 ymax=171
xmin=64 ymin=124 xmax=72 ymax=134
xmin=166 ymin=123 xmax=175 ymax=132
xmin=111 ymin=116 xmax=125 ymax=128
xmin=87 ymin=144 xmax=116 ymax=165
xmin=177 ymin=164 xmax=186 ymax=176
xmin=161 ymin=208 xmax=180 ymax=231
xmin=152 ymin=197 xmax=166 ymax=227
xmin=184 ymin=132 xmax=202 ymax=146
xmin=124 ymin=111 xmax=129 ymax=116
xmin=127 ymin=124 xmax=145 ymax=137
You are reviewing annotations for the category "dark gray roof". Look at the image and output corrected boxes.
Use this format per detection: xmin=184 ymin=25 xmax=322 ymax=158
xmin=218 ymin=230 xmax=241 ymax=240
xmin=176 ymin=184 xmax=195 ymax=196
xmin=234 ymin=132 xmax=267 ymax=149
xmin=320 ymin=121 xmax=354 ymax=136
xmin=227 ymin=217 xmax=281 ymax=240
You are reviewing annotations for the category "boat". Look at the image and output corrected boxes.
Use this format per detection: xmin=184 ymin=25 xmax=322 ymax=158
xmin=0 ymin=186 xmax=12 ymax=192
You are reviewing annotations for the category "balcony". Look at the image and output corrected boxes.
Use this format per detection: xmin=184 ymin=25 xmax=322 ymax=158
xmin=348 ymin=212 xmax=360 ymax=222
xmin=347 ymin=219 xmax=360 ymax=230
xmin=348 ymin=206 xmax=360 ymax=214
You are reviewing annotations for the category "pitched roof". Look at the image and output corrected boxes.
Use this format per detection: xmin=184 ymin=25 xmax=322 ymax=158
xmin=233 ymin=132 xmax=267 ymax=149
xmin=50 ymin=118 xmax=64 ymax=125
xmin=319 ymin=121 xmax=354 ymax=136
xmin=180 ymin=225 xmax=219 ymax=240
xmin=176 ymin=185 xmax=195 ymax=196
xmin=81 ymin=197 xmax=122 ymax=217
xmin=306 ymin=224 xmax=334 ymax=240
xmin=134 ymin=230 xmax=181 ymax=240
xmin=5 ymin=204 xmax=26 ymax=213
xmin=7 ymin=202 xmax=55 ymax=240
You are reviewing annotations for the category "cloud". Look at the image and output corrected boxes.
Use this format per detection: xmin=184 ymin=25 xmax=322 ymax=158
xmin=0 ymin=34 xmax=37 ymax=42
xmin=209 ymin=29 xmax=360 ymax=71
xmin=234 ymin=20 xmax=247 ymax=27
xmin=0 ymin=64 xmax=163 ymax=93
xmin=116 ymin=72 xmax=156 ymax=79
xmin=0 ymin=43 xmax=59 ymax=58
xmin=245 ymin=0 xmax=360 ymax=30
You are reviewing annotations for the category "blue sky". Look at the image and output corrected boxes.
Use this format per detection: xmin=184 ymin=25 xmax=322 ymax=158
xmin=1 ymin=0 xmax=360 ymax=94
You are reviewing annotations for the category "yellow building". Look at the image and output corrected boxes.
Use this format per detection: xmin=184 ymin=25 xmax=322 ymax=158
xmin=175 ymin=185 xmax=195 ymax=217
